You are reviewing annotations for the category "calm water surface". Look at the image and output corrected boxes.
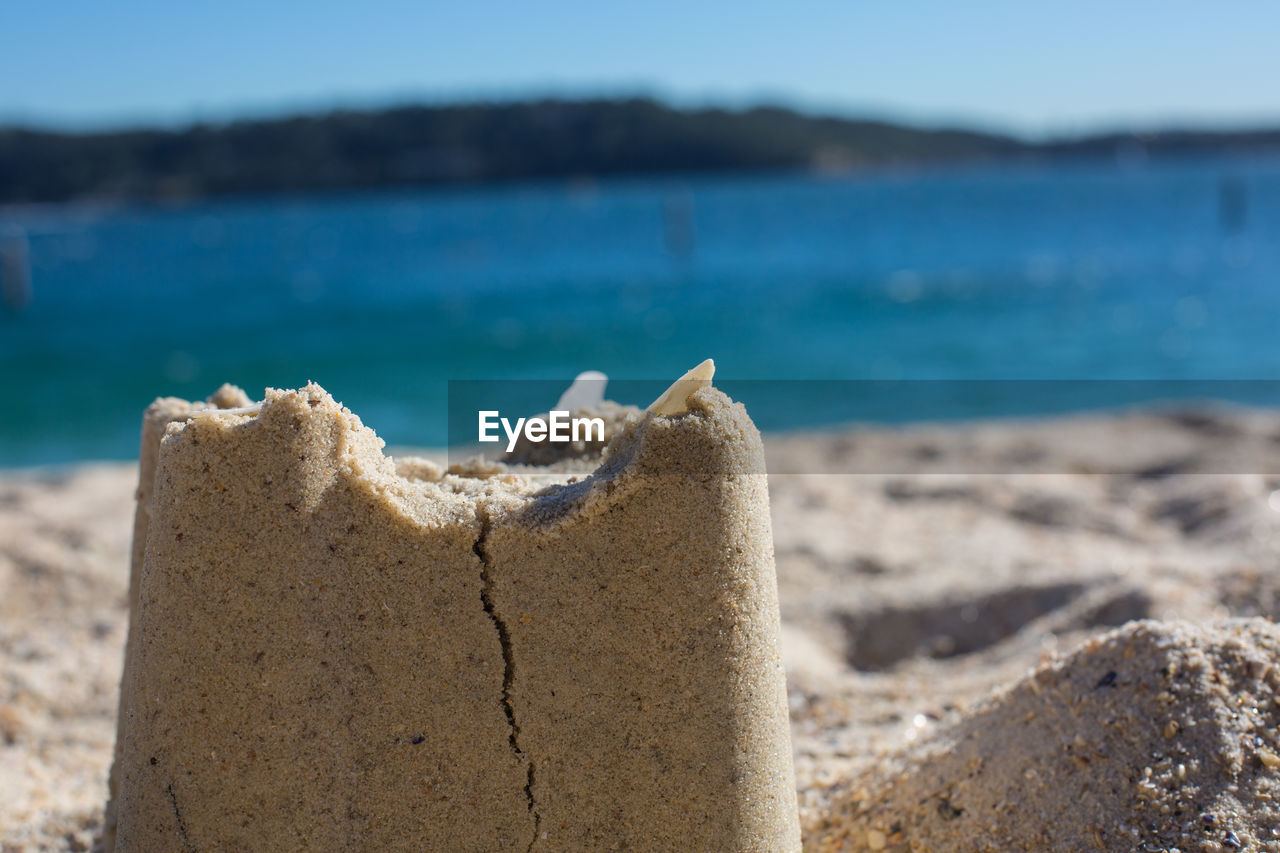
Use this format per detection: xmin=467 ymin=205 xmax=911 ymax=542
xmin=3 ymin=156 xmax=1279 ymax=465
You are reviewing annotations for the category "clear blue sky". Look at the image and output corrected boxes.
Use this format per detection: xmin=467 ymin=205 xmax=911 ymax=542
xmin=4 ymin=0 xmax=1277 ymax=135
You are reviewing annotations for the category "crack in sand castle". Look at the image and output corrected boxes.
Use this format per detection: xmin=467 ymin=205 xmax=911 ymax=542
xmin=164 ymin=782 xmax=194 ymax=853
xmin=473 ymin=504 xmax=540 ymax=852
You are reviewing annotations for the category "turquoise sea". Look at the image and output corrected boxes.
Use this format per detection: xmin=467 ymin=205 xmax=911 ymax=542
xmin=3 ymin=156 xmax=1280 ymax=466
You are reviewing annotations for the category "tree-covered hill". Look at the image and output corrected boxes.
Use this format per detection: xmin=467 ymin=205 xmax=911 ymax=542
xmin=1 ymin=97 xmax=1277 ymax=204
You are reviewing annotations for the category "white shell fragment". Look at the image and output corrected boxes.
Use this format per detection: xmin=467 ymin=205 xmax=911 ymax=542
xmin=646 ymin=359 xmax=715 ymax=416
xmin=555 ymin=370 xmax=608 ymax=412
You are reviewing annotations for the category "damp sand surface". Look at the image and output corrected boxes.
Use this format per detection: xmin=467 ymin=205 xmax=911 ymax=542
xmin=4 ymin=405 xmax=1280 ymax=850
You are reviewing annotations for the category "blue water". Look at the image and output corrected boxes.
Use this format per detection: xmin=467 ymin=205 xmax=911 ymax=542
xmin=3 ymin=156 xmax=1280 ymax=466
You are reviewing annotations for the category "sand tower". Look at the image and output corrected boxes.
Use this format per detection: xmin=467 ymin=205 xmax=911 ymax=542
xmin=105 ymin=367 xmax=800 ymax=851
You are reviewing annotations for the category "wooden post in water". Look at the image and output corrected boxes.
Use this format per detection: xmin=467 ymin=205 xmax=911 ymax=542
xmin=1 ymin=227 xmax=32 ymax=312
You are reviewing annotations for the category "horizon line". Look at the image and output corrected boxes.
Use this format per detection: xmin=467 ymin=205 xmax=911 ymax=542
xmin=4 ymin=89 xmax=1280 ymax=143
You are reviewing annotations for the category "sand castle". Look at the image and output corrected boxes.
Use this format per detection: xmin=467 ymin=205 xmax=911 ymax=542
xmin=104 ymin=365 xmax=800 ymax=851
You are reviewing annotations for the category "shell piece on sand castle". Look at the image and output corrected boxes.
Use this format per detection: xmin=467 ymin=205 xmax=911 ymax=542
xmin=107 ymin=373 xmax=800 ymax=852
xmin=807 ymin=619 xmax=1280 ymax=852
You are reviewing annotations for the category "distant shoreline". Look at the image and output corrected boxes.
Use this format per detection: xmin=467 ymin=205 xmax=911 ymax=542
xmin=5 ymin=398 xmax=1279 ymax=472
xmin=3 ymin=96 xmax=1279 ymax=205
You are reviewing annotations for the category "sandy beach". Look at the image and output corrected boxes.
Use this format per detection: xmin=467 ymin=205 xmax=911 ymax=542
xmin=3 ymin=405 xmax=1280 ymax=851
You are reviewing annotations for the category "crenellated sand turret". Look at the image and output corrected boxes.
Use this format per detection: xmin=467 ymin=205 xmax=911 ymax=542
xmin=106 ymin=367 xmax=800 ymax=852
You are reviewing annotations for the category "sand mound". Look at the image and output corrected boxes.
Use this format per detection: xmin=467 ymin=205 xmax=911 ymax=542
xmin=806 ymin=619 xmax=1280 ymax=852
